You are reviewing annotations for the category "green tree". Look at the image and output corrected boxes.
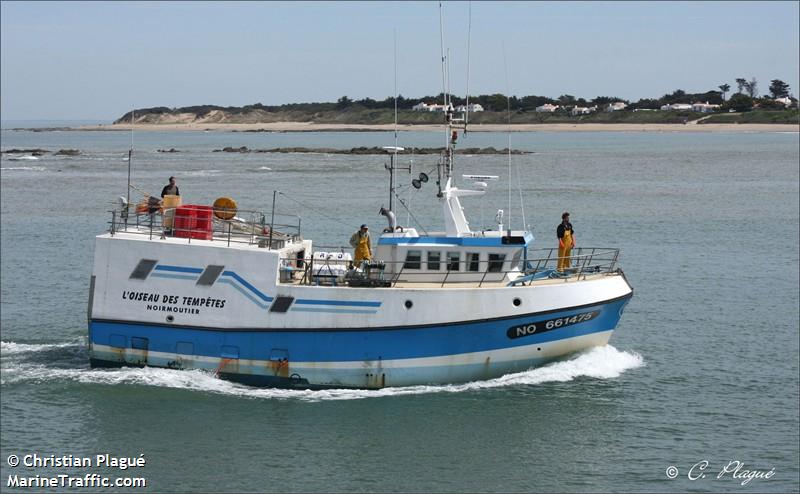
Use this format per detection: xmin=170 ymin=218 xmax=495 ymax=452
xmin=697 ymin=91 xmax=723 ymax=105
xmin=746 ymin=77 xmax=758 ymax=98
xmin=557 ymin=94 xmax=576 ymax=106
xmin=718 ymin=84 xmax=730 ymax=101
xmin=661 ymin=89 xmax=687 ymax=105
xmin=591 ymin=96 xmax=626 ymax=106
xmin=735 ymin=78 xmax=747 ymax=94
xmin=519 ymin=95 xmax=553 ymax=110
xmin=482 ymin=93 xmax=508 ymax=111
xmin=725 ymin=93 xmax=754 ymax=112
xmin=769 ymin=79 xmax=790 ymax=98
xmin=634 ymin=98 xmax=661 ymax=109
xmin=336 ymin=96 xmax=352 ymax=109
xmin=757 ymin=97 xmax=786 ymax=110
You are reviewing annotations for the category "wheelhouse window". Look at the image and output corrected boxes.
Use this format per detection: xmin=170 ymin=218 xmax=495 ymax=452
xmin=510 ymin=250 xmax=523 ymax=270
xmin=467 ymin=252 xmax=480 ymax=272
xmin=404 ymin=250 xmax=422 ymax=270
xmin=447 ymin=252 xmax=461 ymax=271
xmin=427 ymin=251 xmax=441 ymax=271
xmin=488 ymin=253 xmax=506 ymax=272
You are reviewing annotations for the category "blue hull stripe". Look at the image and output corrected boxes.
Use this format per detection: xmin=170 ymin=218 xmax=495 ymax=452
xmin=149 ymin=263 xmax=380 ymax=309
xmin=221 ymin=270 xmax=273 ymax=302
xmin=291 ymin=307 xmax=379 ymax=314
xmin=154 ymin=265 xmax=203 ymax=274
xmin=90 ymin=296 xmax=630 ymax=362
xmin=150 ymin=273 xmax=199 ymax=281
xmin=217 ymin=279 xmax=270 ymax=309
xmin=295 ymin=299 xmax=381 ymax=307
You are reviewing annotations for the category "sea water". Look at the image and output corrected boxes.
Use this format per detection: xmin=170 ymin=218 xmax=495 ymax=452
xmin=1 ymin=125 xmax=798 ymax=492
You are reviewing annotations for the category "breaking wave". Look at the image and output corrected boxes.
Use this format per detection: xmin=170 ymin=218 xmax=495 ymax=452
xmin=1 ymin=341 xmax=643 ymax=401
xmin=1 ymin=166 xmax=47 ymax=171
xmin=4 ymin=155 xmax=39 ymax=161
xmin=182 ymin=169 xmax=222 ymax=177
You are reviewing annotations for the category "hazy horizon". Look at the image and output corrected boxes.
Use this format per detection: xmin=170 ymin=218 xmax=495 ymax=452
xmin=2 ymin=1 xmax=798 ymax=120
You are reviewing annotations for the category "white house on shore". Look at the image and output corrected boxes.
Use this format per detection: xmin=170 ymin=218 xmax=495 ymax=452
xmin=571 ymin=106 xmax=598 ymax=116
xmin=691 ymin=101 xmax=721 ymax=113
xmin=605 ymin=102 xmax=628 ymax=112
xmin=535 ymin=104 xmax=559 ymax=113
xmin=455 ymin=103 xmax=484 ymax=112
xmin=774 ymin=97 xmax=794 ymax=108
xmin=412 ymin=102 xmax=451 ymax=112
xmin=660 ymin=103 xmax=693 ymax=111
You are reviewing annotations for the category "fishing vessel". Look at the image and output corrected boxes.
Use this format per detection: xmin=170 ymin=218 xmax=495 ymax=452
xmin=88 ymin=13 xmax=632 ymax=388
xmin=87 ymin=113 xmax=633 ymax=389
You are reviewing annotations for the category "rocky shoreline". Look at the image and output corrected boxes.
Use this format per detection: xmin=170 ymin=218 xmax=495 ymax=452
xmin=1 ymin=146 xmax=529 ymax=157
xmin=212 ymin=146 xmax=530 ymax=155
xmin=1 ymin=148 xmax=80 ymax=156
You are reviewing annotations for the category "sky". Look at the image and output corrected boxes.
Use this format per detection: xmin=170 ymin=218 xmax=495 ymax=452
xmin=1 ymin=1 xmax=798 ymax=120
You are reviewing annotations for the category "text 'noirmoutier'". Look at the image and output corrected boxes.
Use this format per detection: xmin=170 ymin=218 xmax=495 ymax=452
xmin=122 ymin=291 xmax=226 ymax=315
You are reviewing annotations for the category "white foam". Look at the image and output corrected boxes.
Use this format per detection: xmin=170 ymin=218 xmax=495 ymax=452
xmin=182 ymin=169 xmax=222 ymax=177
xmin=1 ymin=344 xmax=643 ymax=401
xmin=0 ymin=340 xmax=77 ymax=355
xmin=0 ymin=166 xmax=46 ymax=171
xmin=255 ymin=166 xmax=272 ymax=171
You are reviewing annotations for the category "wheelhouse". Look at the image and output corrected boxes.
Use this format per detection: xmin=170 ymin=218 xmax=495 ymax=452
xmin=375 ymin=229 xmax=534 ymax=283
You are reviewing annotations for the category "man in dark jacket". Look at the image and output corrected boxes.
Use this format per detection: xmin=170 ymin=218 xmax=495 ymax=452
xmin=161 ymin=176 xmax=179 ymax=198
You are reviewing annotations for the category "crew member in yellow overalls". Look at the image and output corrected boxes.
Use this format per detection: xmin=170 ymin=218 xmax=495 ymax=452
xmin=350 ymin=224 xmax=372 ymax=267
xmin=557 ymin=212 xmax=575 ymax=272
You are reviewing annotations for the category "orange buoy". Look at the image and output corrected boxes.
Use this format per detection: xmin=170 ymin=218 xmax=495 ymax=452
xmin=213 ymin=197 xmax=237 ymax=220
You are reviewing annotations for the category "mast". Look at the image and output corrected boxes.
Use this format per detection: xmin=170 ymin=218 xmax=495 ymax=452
xmin=435 ymin=1 xmax=479 ymax=237
xmin=124 ymin=108 xmax=134 ymax=224
xmin=393 ymin=29 xmax=398 ymax=212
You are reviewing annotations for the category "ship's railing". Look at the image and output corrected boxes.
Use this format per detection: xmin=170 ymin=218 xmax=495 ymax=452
xmin=511 ymin=247 xmax=621 ymax=285
xmin=282 ymin=247 xmax=621 ymax=287
xmin=106 ymin=206 xmax=302 ymax=248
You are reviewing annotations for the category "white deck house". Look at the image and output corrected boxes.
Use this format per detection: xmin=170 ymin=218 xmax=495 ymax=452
xmin=535 ymin=104 xmax=559 ymax=113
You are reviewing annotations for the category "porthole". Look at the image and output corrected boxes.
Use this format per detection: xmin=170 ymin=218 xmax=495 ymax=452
xmin=513 ymin=298 xmax=521 ymax=307
xmin=405 ymin=300 xmax=413 ymax=309
xmin=537 ymin=347 xmax=541 ymax=351
xmin=166 ymin=315 xmax=175 ymax=323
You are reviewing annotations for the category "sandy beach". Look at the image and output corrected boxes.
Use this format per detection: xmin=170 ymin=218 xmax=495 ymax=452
xmin=77 ymin=122 xmax=800 ymax=133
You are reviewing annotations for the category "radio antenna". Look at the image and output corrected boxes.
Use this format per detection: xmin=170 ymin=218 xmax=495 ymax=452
xmin=393 ymin=28 xmax=398 ymax=152
xmin=439 ymin=1 xmax=447 ymax=113
xmin=465 ymin=1 xmax=472 ymax=132
xmin=502 ymin=45 xmax=526 ymax=230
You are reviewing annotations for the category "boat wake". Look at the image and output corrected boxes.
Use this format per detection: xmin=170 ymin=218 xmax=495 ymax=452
xmin=1 ymin=341 xmax=643 ymax=401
